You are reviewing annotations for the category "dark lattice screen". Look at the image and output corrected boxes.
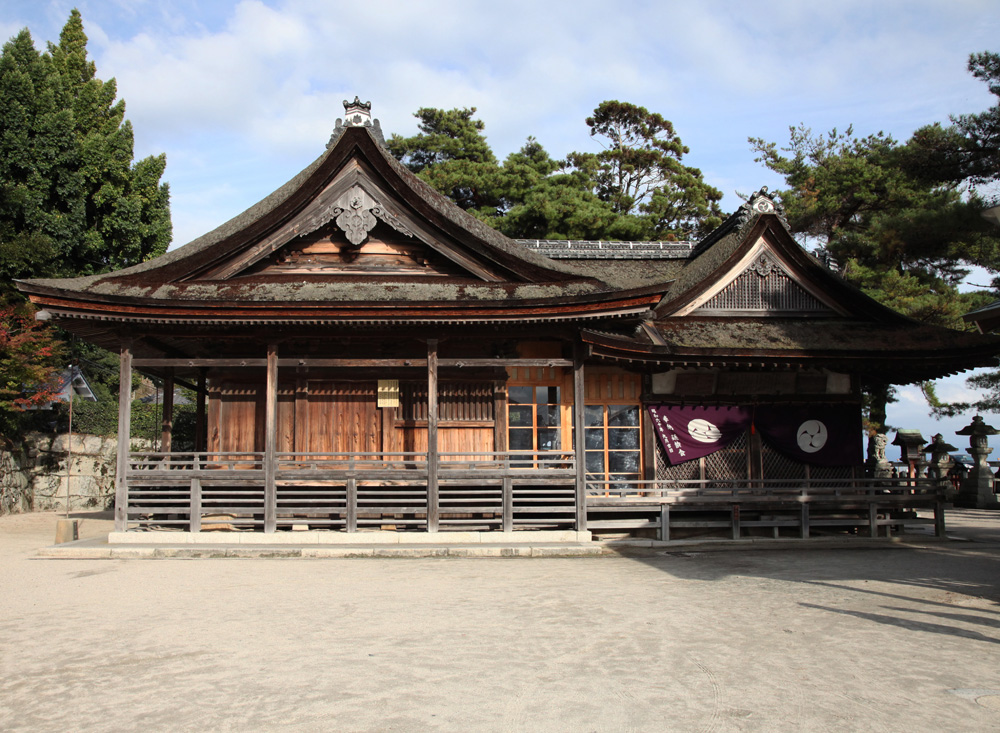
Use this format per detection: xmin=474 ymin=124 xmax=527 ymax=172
xmin=654 ymin=440 xmax=700 ymax=482
xmin=654 ymin=431 xmax=852 ymax=484
xmin=704 ymin=432 xmax=749 ymax=480
xmin=760 ymin=439 xmax=807 ymax=481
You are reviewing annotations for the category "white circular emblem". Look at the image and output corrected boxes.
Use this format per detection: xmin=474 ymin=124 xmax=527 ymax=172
xmin=797 ymin=420 xmax=828 ymax=453
xmin=688 ymin=419 xmax=722 ymax=444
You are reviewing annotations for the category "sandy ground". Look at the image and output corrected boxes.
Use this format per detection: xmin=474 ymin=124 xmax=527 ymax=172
xmin=1 ymin=510 xmax=1000 ymax=732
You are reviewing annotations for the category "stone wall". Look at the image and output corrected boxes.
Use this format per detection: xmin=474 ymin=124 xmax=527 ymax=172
xmin=0 ymin=448 xmax=32 ymax=514
xmin=0 ymin=433 xmax=128 ymax=515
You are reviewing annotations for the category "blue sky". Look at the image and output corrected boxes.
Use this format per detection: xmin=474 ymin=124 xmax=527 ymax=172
xmin=3 ymin=0 xmax=1000 ymax=452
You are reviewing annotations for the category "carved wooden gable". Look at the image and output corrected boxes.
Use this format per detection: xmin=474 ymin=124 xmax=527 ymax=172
xmin=189 ymin=160 xmax=508 ymax=282
xmin=679 ymin=241 xmax=848 ymax=317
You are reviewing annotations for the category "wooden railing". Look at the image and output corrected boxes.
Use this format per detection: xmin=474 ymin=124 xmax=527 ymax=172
xmin=124 ymin=450 xmax=576 ymax=532
xmin=584 ymin=477 xmax=947 ymax=540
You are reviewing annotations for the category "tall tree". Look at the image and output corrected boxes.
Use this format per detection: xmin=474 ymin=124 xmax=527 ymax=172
xmin=0 ymin=28 xmax=83 ymax=285
xmin=749 ymin=121 xmax=1000 ymax=431
xmin=0 ymin=10 xmax=171 ymax=286
xmin=568 ymin=101 xmax=724 ymax=239
xmin=0 ymin=11 xmax=172 ymax=441
xmin=389 ymin=102 xmax=724 ymax=241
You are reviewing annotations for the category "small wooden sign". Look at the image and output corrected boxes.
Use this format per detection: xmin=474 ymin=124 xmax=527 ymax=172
xmin=377 ymin=379 xmax=399 ymax=408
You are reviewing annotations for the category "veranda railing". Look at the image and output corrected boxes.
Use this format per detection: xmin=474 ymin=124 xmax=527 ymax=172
xmin=124 ymin=450 xmax=577 ymax=532
xmin=584 ymin=476 xmax=947 ymax=540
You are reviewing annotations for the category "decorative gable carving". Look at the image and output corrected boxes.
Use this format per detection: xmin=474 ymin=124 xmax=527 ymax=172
xmin=302 ymin=185 xmax=414 ymax=246
xmin=693 ymin=250 xmax=835 ymax=315
xmin=191 ymin=168 xmax=509 ymax=282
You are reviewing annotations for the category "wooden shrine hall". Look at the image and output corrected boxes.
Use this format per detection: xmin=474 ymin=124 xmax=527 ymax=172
xmin=19 ymin=99 xmax=1000 ymax=541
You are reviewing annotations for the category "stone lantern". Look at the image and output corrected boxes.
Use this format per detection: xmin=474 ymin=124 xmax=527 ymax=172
xmin=923 ymin=433 xmax=958 ymax=500
xmin=955 ymin=416 xmax=1000 ymax=509
xmin=892 ymin=430 xmax=927 ymax=478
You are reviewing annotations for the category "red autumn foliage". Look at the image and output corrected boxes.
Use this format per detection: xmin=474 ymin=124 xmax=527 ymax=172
xmin=0 ymin=302 xmax=62 ymax=414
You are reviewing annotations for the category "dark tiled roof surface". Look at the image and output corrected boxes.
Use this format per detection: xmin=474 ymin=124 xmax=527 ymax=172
xmin=654 ymin=318 xmax=1000 ymax=353
xmin=516 ymin=240 xmax=693 ymax=259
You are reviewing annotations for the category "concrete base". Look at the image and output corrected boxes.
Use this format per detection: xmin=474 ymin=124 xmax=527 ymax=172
xmin=108 ymin=529 xmax=592 ymax=545
xmin=54 ymin=519 xmax=79 ymax=544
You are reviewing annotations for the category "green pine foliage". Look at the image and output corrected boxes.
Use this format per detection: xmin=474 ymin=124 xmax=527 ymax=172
xmin=388 ymin=102 xmax=725 ymax=241
xmin=750 ymin=51 xmax=1000 ymax=428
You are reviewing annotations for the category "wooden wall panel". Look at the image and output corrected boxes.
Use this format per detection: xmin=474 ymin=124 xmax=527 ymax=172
xmin=400 ymin=427 xmax=493 ymax=457
xmin=307 ymin=381 xmax=380 ymax=454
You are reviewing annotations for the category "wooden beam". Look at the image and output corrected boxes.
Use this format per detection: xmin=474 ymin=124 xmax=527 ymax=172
xmin=132 ymin=357 xmax=575 ymax=369
xmin=263 ymin=344 xmax=278 ymax=533
xmin=427 ymin=339 xmax=439 ymax=532
xmin=114 ymin=341 xmax=132 ymax=532
xmin=133 ymin=358 xmax=267 ymax=368
xmin=160 ymin=368 xmax=174 ymax=455
xmin=573 ymin=342 xmax=587 ymax=531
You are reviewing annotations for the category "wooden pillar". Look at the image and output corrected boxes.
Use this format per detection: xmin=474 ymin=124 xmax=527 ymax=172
xmin=190 ymin=478 xmax=202 ymax=533
xmin=493 ymin=380 xmax=508 ymax=454
xmin=427 ymin=339 xmax=439 ymax=532
xmin=934 ymin=497 xmax=946 ymax=537
xmin=114 ymin=341 xmax=133 ymax=532
xmin=573 ymin=342 xmax=587 ymax=531
xmin=346 ymin=477 xmax=357 ymax=532
xmin=194 ymin=368 xmax=207 ymax=454
xmin=264 ymin=344 xmax=278 ymax=533
xmin=642 ymin=405 xmax=656 ymax=482
xmin=160 ymin=368 xmax=174 ymax=455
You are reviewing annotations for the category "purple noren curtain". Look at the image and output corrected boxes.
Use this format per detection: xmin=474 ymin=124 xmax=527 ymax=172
xmin=647 ymin=406 xmax=753 ymax=465
xmin=754 ymin=405 xmax=862 ymax=467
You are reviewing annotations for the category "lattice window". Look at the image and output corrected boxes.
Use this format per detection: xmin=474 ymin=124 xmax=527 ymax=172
xmin=698 ymin=258 xmax=830 ymax=313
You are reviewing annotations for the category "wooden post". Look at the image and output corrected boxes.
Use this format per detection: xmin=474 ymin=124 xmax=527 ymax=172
xmin=659 ymin=504 xmax=670 ymax=542
xmin=800 ymin=502 xmax=810 ymax=539
xmin=190 ymin=478 xmax=202 ymax=533
xmin=493 ymin=381 xmax=508 ymax=454
xmin=868 ymin=502 xmax=878 ymax=538
xmin=502 ymin=475 xmax=513 ymax=532
xmin=427 ymin=339 xmax=439 ymax=532
xmin=934 ymin=497 xmax=946 ymax=537
xmin=195 ymin=368 xmax=207 ymax=454
xmin=573 ymin=343 xmax=587 ymax=531
xmin=731 ymin=504 xmax=741 ymax=540
xmin=346 ymin=477 xmax=357 ymax=532
xmin=264 ymin=344 xmax=278 ymax=533
xmin=114 ymin=342 xmax=132 ymax=532
xmin=161 ymin=368 xmax=174 ymax=455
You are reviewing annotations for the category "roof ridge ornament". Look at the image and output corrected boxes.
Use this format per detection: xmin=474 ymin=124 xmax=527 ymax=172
xmin=329 ymin=96 xmax=386 ymax=147
xmin=342 ymin=96 xmax=372 ymax=125
xmin=734 ymin=186 xmax=788 ymax=230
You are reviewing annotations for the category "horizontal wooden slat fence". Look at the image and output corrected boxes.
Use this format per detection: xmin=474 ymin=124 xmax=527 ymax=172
xmin=585 ymin=477 xmax=946 ymax=540
xmin=124 ymin=450 xmax=576 ymax=532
